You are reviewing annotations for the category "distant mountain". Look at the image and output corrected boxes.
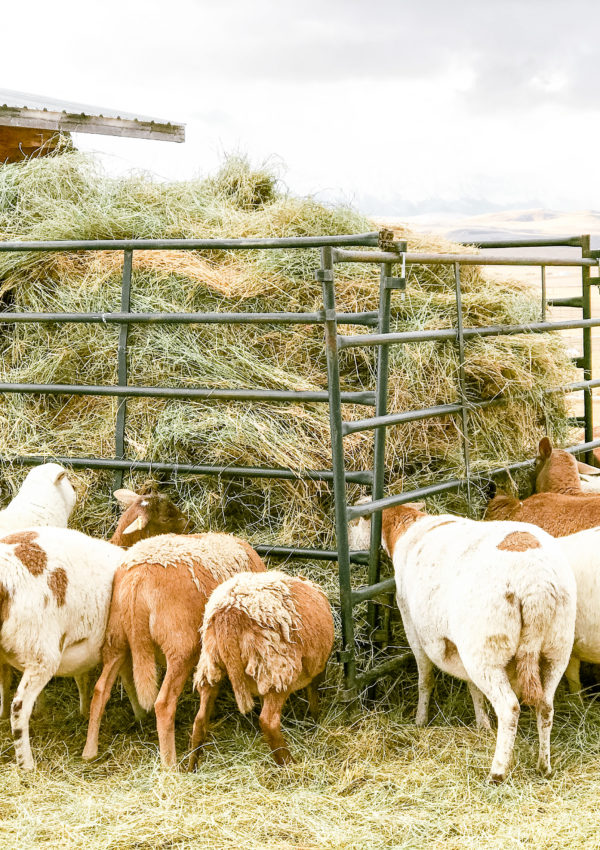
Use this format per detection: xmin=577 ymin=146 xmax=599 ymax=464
xmin=374 ymin=209 xmax=600 ymax=248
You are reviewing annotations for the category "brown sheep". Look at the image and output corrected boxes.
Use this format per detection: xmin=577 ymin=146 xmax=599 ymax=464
xmin=484 ymin=438 xmax=600 ymax=536
xmin=110 ymin=488 xmax=190 ymax=547
xmin=534 ymin=437 xmax=600 ymax=495
xmin=82 ymin=532 xmax=266 ymax=768
xmin=188 ymin=570 xmax=334 ymax=768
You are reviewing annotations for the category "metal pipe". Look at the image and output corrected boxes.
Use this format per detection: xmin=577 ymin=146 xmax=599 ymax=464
xmin=582 ymin=235 xmax=594 ymax=463
xmin=114 ymin=249 xmax=132 ymax=489
xmin=320 ymin=246 xmax=356 ymax=691
xmin=541 ymin=266 xmax=547 ymax=321
xmin=471 ymin=237 xmax=585 ymax=249
xmin=333 ymin=248 xmax=598 ymax=267
xmin=454 ymin=263 xmax=472 ymax=503
xmin=347 ymin=438 xmax=600 ymax=520
xmin=0 ymin=233 xmax=380 ymax=252
xmin=0 ymin=310 xmax=379 ymax=327
xmin=351 ymin=576 xmax=396 ymax=604
xmin=338 ymin=315 xmax=600 ymax=349
xmin=0 ymin=454 xmax=372 ymax=484
xmin=367 ymin=261 xmax=392 ymax=634
xmin=0 ymin=382 xmax=376 ymax=406
xmin=342 ymin=402 xmax=464 ymax=435
xmin=255 ymin=545 xmax=369 ymax=565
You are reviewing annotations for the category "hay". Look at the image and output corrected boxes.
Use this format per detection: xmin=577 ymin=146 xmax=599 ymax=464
xmin=0 ymin=150 xmax=575 ymax=545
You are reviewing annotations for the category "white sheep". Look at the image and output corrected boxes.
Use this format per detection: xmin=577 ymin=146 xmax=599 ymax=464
xmin=0 ymin=526 xmax=136 ymax=769
xmin=349 ymin=502 xmax=576 ymax=781
xmin=0 ymin=463 xmax=76 ymax=532
xmin=0 ymin=463 xmax=77 ymax=718
xmin=553 ymin=527 xmax=600 ymax=693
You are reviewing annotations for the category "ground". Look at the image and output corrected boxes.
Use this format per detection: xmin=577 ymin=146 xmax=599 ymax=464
xmin=0 ymin=660 xmax=599 ymax=849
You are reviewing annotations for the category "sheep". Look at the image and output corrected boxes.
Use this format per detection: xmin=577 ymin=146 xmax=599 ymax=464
xmin=542 ymin=526 xmax=600 ymax=694
xmin=82 ymin=532 xmax=267 ymax=768
xmin=349 ymin=502 xmax=576 ymax=780
xmin=486 ymin=438 xmax=600 ymax=536
xmin=0 ymin=527 xmax=127 ymax=769
xmin=0 ymin=486 xmax=189 ymax=747
xmin=188 ymin=570 xmax=334 ymax=768
xmin=110 ymin=488 xmax=190 ymax=547
xmin=0 ymin=463 xmax=76 ymax=533
xmin=534 ymin=437 xmax=600 ymax=495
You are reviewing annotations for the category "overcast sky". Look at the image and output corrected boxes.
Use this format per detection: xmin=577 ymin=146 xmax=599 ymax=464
xmin=2 ymin=0 xmax=600 ymax=214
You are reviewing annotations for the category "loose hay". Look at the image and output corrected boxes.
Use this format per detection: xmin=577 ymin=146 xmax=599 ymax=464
xmin=0 ymin=150 xmax=575 ymax=546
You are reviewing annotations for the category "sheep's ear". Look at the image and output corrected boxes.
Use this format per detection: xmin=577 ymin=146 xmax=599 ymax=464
xmin=53 ymin=468 xmax=68 ymax=484
xmin=113 ymin=489 xmax=139 ymax=507
xmin=538 ymin=437 xmax=553 ymax=459
xmin=406 ymin=501 xmax=426 ymax=511
xmin=577 ymin=461 xmax=600 ymax=475
xmin=122 ymin=515 xmax=148 ymax=535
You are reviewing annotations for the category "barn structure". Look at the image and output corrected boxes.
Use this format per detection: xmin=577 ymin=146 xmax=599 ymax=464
xmin=0 ymin=89 xmax=185 ymax=162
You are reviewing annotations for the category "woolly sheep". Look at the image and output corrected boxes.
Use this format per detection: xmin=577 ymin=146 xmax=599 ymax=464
xmin=189 ymin=570 xmax=334 ymax=768
xmin=349 ymin=502 xmax=576 ymax=780
xmin=0 ymin=527 xmax=131 ymax=769
xmin=83 ymin=532 xmax=267 ymax=768
xmin=0 ymin=463 xmax=76 ymax=533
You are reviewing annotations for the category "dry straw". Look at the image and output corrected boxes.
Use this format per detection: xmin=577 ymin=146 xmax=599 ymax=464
xmin=0 ymin=150 xmax=575 ymax=545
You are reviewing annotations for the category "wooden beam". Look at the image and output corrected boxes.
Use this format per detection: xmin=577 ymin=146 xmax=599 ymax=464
xmin=0 ymin=125 xmax=62 ymax=162
xmin=0 ymin=107 xmax=185 ymax=143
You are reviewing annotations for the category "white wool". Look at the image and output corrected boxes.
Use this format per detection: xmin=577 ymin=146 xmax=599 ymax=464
xmin=0 ymin=464 xmax=76 ymax=532
xmin=122 ymin=532 xmax=250 ymax=582
xmin=556 ymin=527 xmax=600 ymax=691
xmin=202 ymin=570 xmax=304 ymax=641
xmin=351 ymin=505 xmax=576 ymax=779
xmin=0 ymin=527 xmax=124 ymax=768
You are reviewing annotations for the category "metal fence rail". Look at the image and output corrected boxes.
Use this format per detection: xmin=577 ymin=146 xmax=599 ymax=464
xmin=1 ymin=229 xmax=599 ymax=699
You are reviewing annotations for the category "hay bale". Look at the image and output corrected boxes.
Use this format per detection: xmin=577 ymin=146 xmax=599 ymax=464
xmin=0 ymin=152 xmax=575 ymax=546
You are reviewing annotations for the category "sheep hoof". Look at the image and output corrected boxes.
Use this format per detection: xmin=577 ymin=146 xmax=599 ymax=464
xmin=81 ymin=746 xmax=97 ymax=762
xmin=487 ymin=771 xmax=505 ymax=784
xmin=273 ymin=749 xmax=295 ymax=767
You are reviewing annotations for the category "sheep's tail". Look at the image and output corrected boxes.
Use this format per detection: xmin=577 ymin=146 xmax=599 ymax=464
xmin=515 ymin=592 xmax=548 ymax=708
xmin=195 ymin=614 xmax=255 ymax=714
xmin=127 ymin=577 xmax=158 ymax=712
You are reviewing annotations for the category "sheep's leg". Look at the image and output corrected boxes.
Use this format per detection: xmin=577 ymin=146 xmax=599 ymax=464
xmin=259 ymin=689 xmax=294 ymax=766
xmin=11 ymin=666 xmax=55 ymax=770
xmin=119 ymin=657 xmax=146 ymax=722
xmin=398 ymin=608 xmax=434 ymax=726
xmin=536 ymin=659 xmax=565 ymax=778
xmin=464 ymin=663 xmax=520 ymax=782
xmin=306 ymin=670 xmax=325 ymax=721
xmin=82 ymin=652 xmax=125 ymax=761
xmin=188 ymin=682 xmax=220 ymax=771
xmin=0 ymin=664 xmax=12 ymax=719
xmin=75 ymin=673 xmax=91 ymax=718
xmin=468 ymin=682 xmax=492 ymax=731
xmin=564 ymin=656 xmax=582 ymax=695
xmin=154 ymin=655 xmax=197 ymax=769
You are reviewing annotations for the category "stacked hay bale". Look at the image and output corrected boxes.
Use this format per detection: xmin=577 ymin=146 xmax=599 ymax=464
xmin=0 ymin=152 xmax=575 ymax=547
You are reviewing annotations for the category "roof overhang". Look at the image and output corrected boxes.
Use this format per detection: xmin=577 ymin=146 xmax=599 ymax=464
xmin=0 ymin=105 xmax=185 ymax=143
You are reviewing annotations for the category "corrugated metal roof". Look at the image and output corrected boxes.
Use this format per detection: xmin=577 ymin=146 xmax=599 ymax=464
xmin=0 ymin=88 xmax=169 ymax=124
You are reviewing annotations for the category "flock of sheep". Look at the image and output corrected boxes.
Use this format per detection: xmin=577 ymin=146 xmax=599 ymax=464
xmin=1 ymin=435 xmax=600 ymax=781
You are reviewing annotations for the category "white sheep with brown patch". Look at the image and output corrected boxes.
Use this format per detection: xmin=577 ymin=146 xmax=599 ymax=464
xmin=83 ymin=531 xmax=267 ymax=768
xmin=0 ymin=527 xmax=128 ymax=769
xmin=349 ymin=503 xmax=576 ymax=781
xmin=189 ymin=570 xmax=334 ymax=767
xmin=0 ymin=463 xmax=76 ymax=533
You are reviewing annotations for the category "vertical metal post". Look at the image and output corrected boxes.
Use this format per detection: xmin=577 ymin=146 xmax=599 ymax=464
xmin=454 ymin=263 xmax=472 ymax=504
xmin=541 ymin=266 xmax=546 ymax=321
xmin=114 ymin=249 xmax=133 ymax=490
xmin=320 ymin=246 xmax=356 ymax=696
xmin=581 ymin=235 xmax=594 ymax=463
xmin=367 ymin=261 xmax=392 ymax=634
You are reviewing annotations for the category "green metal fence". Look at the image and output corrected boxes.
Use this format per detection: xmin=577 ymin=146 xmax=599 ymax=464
xmin=1 ymin=230 xmax=599 ymax=699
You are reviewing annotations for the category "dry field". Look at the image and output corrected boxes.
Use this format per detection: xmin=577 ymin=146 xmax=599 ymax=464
xmin=0 ymin=648 xmax=599 ymax=849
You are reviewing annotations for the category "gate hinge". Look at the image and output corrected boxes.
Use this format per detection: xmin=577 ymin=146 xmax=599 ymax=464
xmin=384 ymin=276 xmax=406 ymax=291
xmin=315 ymin=269 xmax=334 ymax=282
xmin=336 ymin=648 xmax=354 ymax=663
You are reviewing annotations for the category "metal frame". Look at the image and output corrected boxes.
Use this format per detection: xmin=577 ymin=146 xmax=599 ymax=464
xmin=1 ymin=230 xmax=599 ymax=699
